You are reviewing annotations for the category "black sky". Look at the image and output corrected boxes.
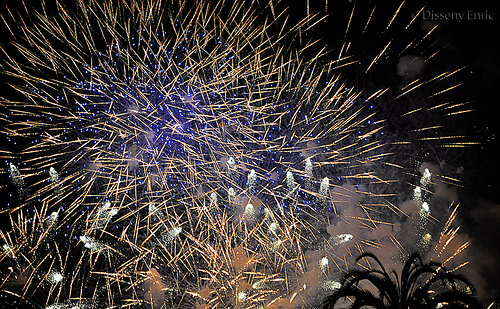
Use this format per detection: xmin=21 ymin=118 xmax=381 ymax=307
xmin=0 ymin=0 xmax=499 ymax=305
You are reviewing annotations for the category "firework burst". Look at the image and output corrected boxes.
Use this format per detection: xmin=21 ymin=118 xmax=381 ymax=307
xmin=0 ymin=0 xmax=476 ymax=308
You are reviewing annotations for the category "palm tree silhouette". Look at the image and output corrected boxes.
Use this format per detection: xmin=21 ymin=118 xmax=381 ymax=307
xmin=322 ymin=252 xmax=482 ymax=309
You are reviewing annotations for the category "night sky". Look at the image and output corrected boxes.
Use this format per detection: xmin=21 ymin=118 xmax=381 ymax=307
xmin=294 ymin=0 xmax=500 ymax=303
xmin=0 ymin=0 xmax=499 ymax=306
xmin=406 ymin=1 xmax=500 ymax=304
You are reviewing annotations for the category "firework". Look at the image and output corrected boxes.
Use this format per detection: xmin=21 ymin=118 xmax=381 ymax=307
xmin=0 ymin=0 xmax=475 ymax=308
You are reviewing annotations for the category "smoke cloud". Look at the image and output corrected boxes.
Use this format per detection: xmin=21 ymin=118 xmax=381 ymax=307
xmin=397 ymin=55 xmax=426 ymax=79
xmin=142 ymin=268 xmax=166 ymax=309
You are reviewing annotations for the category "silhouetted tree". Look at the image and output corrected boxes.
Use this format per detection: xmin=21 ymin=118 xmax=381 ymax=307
xmin=323 ymin=252 xmax=482 ymax=309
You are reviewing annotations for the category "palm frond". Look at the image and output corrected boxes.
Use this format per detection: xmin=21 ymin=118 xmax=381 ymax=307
xmin=322 ymin=252 xmax=482 ymax=309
